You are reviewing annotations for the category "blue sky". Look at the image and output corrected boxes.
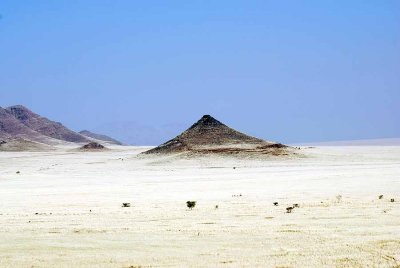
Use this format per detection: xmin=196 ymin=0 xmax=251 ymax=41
xmin=0 ymin=1 xmax=399 ymax=145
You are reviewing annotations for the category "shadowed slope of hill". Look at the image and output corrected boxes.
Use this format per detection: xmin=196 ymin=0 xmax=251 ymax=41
xmin=142 ymin=115 xmax=291 ymax=156
xmin=0 ymin=138 xmax=54 ymax=152
xmin=79 ymin=130 xmax=123 ymax=145
xmin=6 ymin=105 xmax=89 ymax=143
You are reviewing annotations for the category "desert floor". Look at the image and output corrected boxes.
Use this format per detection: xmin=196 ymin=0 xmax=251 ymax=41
xmin=0 ymin=146 xmax=399 ymax=267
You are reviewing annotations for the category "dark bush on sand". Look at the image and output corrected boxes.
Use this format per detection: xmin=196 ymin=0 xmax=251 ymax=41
xmin=186 ymin=201 xmax=196 ymax=209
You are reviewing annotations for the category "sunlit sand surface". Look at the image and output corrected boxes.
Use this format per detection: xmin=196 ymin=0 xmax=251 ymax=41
xmin=0 ymin=146 xmax=399 ymax=267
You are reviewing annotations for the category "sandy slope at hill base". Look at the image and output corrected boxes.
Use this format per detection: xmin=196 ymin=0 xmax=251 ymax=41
xmin=0 ymin=146 xmax=399 ymax=267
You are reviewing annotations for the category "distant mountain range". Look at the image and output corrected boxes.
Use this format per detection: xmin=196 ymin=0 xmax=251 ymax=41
xmin=79 ymin=130 xmax=123 ymax=145
xmin=0 ymin=105 xmax=122 ymax=147
xmin=91 ymin=121 xmax=188 ymax=146
xmin=2 ymin=105 xmax=398 ymax=151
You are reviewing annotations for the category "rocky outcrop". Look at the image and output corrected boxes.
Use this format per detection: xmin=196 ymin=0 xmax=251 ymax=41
xmin=79 ymin=142 xmax=107 ymax=151
xmin=142 ymin=115 xmax=291 ymax=156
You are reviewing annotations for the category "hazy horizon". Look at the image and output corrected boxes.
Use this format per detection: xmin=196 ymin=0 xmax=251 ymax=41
xmin=1 ymin=1 xmax=399 ymax=145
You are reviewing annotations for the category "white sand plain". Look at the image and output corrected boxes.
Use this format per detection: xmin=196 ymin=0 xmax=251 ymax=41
xmin=0 ymin=146 xmax=399 ymax=267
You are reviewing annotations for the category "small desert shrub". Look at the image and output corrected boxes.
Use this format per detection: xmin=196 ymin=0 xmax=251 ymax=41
xmin=273 ymin=202 xmax=279 ymax=206
xmin=390 ymin=199 xmax=395 ymax=203
xmin=122 ymin=203 xmax=131 ymax=207
xmin=379 ymin=195 xmax=384 ymax=199
xmin=286 ymin=207 xmax=293 ymax=213
xmin=186 ymin=201 xmax=196 ymax=209
xmin=215 ymin=205 xmax=218 ymax=209
xmin=293 ymin=203 xmax=299 ymax=208
xmin=16 ymin=171 xmax=20 ymax=174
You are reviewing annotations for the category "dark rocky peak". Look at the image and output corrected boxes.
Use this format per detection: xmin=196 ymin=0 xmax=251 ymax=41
xmin=6 ymin=105 xmax=33 ymax=121
xmin=188 ymin=115 xmax=224 ymax=130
